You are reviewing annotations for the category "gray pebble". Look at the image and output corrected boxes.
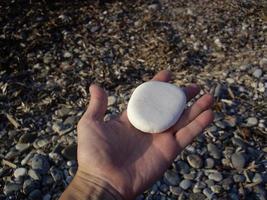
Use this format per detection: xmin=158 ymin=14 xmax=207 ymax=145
xmin=21 ymin=151 xmax=34 ymax=166
xmin=52 ymin=121 xmax=72 ymax=136
xmin=176 ymin=161 xmax=190 ymax=174
xmin=170 ymin=186 xmax=183 ymax=195
xmin=183 ymin=171 xmax=196 ymax=180
xmin=246 ymin=117 xmax=258 ymax=127
xmin=163 ymin=170 xmax=180 ymax=186
xmin=108 ymin=96 xmax=116 ymax=106
xmin=187 ymin=154 xmax=203 ymax=169
xmin=231 ymin=137 xmax=246 ymax=149
xmin=14 ymin=168 xmax=27 ymax=178
xmin=50 ymin=167 xmax=63 ymax=183
xmin=15 ymin=143 xmax=30 ymax=152
xmin=215 ymin=120 xmax=227 ymax=129
xmin=210 ymin=185 xmax=222 ymax=193
xmin=30 ymin=154 xmax=50 ymax=174
xmin=253 ymin=173 xmax=263 ymax=183
xmin=205 ymin=158 xmax=215 ymax=169
xmin=179 ymin=179 xmax=192 ymax=190
xmin=189 ymin=193 xmax=206 ymax=200
xmin=222 ymin=177 xmax=233 ymax=190
xmin=4 ymin=183 xmax=21 ymax=195
xmin=37 ymin=139 xmax=49 ymax=148
xmin=208 ymin=171 xmax=223 ymax=182
xmin=159 ymin=183 xmax=168 ymax=193
xmin=29 ymin=189 xmax=42 ymax=200
xmin=66 ymin=176 xmax=73 ymax=184
xmin=231 ymin=152 xmax=246 ymax=170
xmin=42 ymin=193 xmax=51 ymax=200
xmin=253 ymin=68 xmax=263 ymax=78
xmin=203 ymin=188 xmax=214 ymax=199
xmin=68 ymin=166 xmax=77 ymax=177
xmin=205 ymin=179 xmax=215 ymax=187
xmin=207 ymin=143 xmax=221 ymax=159
xmin=233 ymin=174 xmax=246 ymax=183
xmin=28 ymin=169 xmax=41 ymax=180
xmin=259 ymin=58 xmax=267 ymax=68
xmin=23 ymin=179 xmax=40 ymax=194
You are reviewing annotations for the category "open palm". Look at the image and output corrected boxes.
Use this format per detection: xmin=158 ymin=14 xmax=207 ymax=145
xmin=76 ymin=70 xmax=213 ymax=200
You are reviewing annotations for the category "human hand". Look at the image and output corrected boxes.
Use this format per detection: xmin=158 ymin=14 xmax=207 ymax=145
xmin=62 ymin=70 xmax=214 ymax=200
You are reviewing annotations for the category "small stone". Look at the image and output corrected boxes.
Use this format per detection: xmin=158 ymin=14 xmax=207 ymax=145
xmin=52 ymin=121 xmax=72 ymax=136
xmin=189 ymin=193 xmax=206 ymax=200
xmin=233 ymin=174 xmax=246 ymax=183
xmin=4 ymin=183 xmax=20 ymax=195
xmin=28 ymin=169 xmax=41 ymax=180
xmin=61 ymin=143 xmax=77 ymax=160
xmin=170 ymin=186 xmax=183 ymax=195
xmin=187 ymin=154 xmax=203 ymax=169
xmin=29 ymin=189 xmax=42 ymax=200
xmin=15 ymin=143 xmax=30 ymax=152
xmin=246 ymin=117 xmax=258 ymax=127
xmin=207 ymin=143 xmax=221 ymax=159
xmin=163 ymin=170 xmax=180 ymax=186
xmin=179 ymin=179 xmax=192 ymax=190
xmin=176 ymin=161 xmax=190 ymax=174
xmin=203 ymin=188 xmax=214 ymax=199
xmin=231 ymin=137 xmax=246 ymax=149
xmin=30 ymin=154 xmax=50 ymax=174
xmin=37 ymin=139 xmax=49 ymax=148
xmin=63 ymin=51 xmax=72 ymax=58
xmin=253 ymin=68 xmax=263 ymax=78
xmin=66 ymin=160 xmax=76 ymax=167
xmin=69 ymin=166 xmax=77 ymax=177
xmin=205 ymin=158 xmax=215 ymax=169
xmin=108 ymin=96 xmax=116 ymax=106
xmin=208 ymin=171 xmax=223 ymax=182
xmin=210 ymin=185 xmax=222 ymax=193
xmin=183 ymin=171 xmax=196 ymax=180
xmin=23 ymin=179 xmax=40 ymax=194
xmin=14 ymin=168 xmax=27 ymax=178
xmin=259 ymin=58 xmax=267 ymax=68
xmin=252 ymin=173 xmax=263 ymax=183
xmin=148 ymin=4 xmax=160 ymax=10
xmin=231 ymin=152 xmax=246 ymax=170
xmin=21 ymin=151 xmax=34 ymax=166
xmin=215 ymin=120 xmax=226 ymax=129
xmin=66 ymin=176 xmax=73 ymax=184
xmin=42 ymin=175 xmax=54 ymax=186
xmin=90 ymin=26 xmax=100 ymax=33
xmin=43 ymin=194 xmax=51 ymax=200
xmin=205 ymin=179 xmax=215 ymax=187
xmin=50 ymin=167 xmax=63 ymax=183
xmin=222 ymin=177 xmax=233 ymax=190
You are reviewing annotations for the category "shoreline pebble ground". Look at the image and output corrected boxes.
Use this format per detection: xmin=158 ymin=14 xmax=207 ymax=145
xmin=1 ymin=0 xmax=266 ymax=199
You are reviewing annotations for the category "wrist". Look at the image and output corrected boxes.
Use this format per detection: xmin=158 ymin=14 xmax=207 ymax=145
xmin=60 ymin=170 xmax=125 ymax=200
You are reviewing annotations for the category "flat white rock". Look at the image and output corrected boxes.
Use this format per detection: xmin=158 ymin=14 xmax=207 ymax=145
xmin=127 ymin=81 xmax=186 ymax=133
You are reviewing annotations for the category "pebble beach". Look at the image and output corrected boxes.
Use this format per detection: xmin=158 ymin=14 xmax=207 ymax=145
xmin=0 ymin=0 xmax=267 ymax=199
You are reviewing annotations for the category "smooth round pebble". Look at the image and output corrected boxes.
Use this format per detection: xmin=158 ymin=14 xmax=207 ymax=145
xmin=231 ymin=152 xmax=246 ymax=170
xmin=179 ymin=179 xmax=192 ymax=190
xmin=187 ymin=154 xmax=203 ymax=169
xmin=127 ymin=81 xmax=186 ymax=133
xmin=14 ymin=168 xmax=27 ymax=178
xmin=208 ymin=171 xmax=223 ymax=182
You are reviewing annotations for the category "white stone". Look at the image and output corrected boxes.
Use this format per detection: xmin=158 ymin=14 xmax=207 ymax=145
xmin=127 ymin=81 xmax=186 ymax=133
xmin=14 ymin=168 xmax=27 ymax=178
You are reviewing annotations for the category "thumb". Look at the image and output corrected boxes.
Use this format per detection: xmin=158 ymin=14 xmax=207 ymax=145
xmin=83 ymin=84 xmax=108 ymax=121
